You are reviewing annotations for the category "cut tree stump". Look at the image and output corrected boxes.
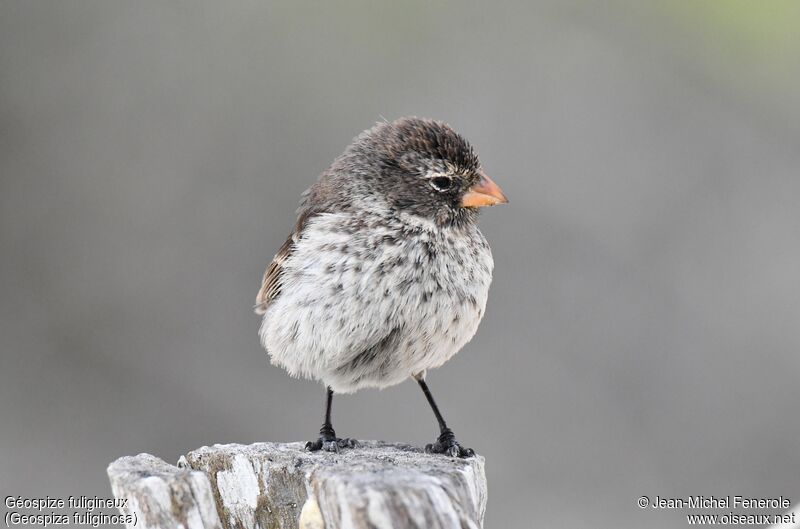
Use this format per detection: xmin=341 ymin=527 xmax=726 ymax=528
xmin=107 ymin=441 xmax=487 ymax=529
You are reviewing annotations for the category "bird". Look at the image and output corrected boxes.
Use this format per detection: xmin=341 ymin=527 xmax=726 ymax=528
xmin=255 ymin=117 xmax=507 ymax=458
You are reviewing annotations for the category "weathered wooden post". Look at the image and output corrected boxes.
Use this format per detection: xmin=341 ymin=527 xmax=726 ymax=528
xmin=108 ymin=441 xmax=487 ymax=529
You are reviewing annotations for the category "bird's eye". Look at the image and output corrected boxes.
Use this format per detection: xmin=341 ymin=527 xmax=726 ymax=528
xmin=430 ymin=176 xmax=454 ymax=192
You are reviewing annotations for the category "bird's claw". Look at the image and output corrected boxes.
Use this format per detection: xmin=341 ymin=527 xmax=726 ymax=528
xmin=424 ymin=428 xmax=475 ymax=458
xmin=305 ymin=437 xmax=359 ymax=453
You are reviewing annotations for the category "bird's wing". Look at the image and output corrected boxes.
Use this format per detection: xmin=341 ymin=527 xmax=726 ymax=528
xmin=254 ymin=209 xmax=318 ymax=315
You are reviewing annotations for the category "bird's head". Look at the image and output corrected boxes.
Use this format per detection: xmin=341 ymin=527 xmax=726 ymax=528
xmin=332 ymin=117 xmax=507 ymax=227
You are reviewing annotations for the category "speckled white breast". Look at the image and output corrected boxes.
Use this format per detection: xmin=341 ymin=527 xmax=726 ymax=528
xmin=260 ymin=211 xmax=493 ymax=393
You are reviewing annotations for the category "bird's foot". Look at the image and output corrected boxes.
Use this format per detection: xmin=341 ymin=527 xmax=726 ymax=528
xmin=305 ymin=425 xmax=359 ymax=453
xmin=305 ymin=436 xmax=359 ymax=453
xmin=425 ymin=428 xmax=475 ymax=458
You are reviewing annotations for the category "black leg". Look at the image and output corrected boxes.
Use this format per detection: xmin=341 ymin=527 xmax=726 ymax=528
xmin=320 ymin=386 xmax=335 ymax=438
xmin=305 ymin=387 xmax=358 ymax=453
xmin=416 ymin=377 xmax=475 ymax=458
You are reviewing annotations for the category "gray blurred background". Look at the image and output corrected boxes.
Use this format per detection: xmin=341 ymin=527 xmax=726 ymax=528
xmin=2 ymin=1 xmax=800 ymax=527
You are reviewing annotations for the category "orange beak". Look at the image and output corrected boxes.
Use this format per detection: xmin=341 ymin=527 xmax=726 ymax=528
xmin=460 ymin=172 xmax=508 ymax=208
